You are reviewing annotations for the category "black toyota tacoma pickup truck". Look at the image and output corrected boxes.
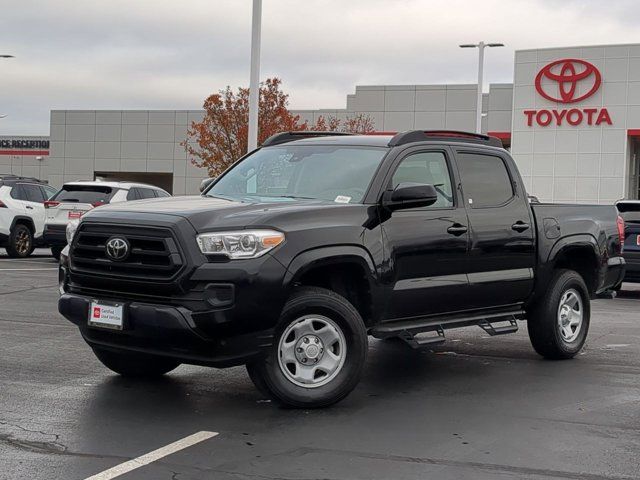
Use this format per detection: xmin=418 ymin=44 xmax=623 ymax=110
xmin=58 ymin=130 xmax=625 ymax=408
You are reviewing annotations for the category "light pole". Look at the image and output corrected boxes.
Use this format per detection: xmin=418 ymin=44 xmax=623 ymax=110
xmin=247 ymin=0 xmax=262 ymax=152
xmin=1 ymin=55 xmax=13 ymax=119
xmin=459 ymin=42 xmax=504 ymax=133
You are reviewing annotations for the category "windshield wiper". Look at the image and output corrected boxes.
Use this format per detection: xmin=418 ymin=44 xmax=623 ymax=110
xmin=274 ymin=195 xmax=317 ymax=200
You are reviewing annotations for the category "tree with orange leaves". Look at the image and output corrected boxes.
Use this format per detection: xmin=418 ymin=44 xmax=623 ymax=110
xmin=184 ymin=78 xmax=374 ymax=177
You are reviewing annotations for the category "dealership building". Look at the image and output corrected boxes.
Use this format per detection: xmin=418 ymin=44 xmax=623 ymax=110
xmin=3 ymin=42 xmax=640 ymax=203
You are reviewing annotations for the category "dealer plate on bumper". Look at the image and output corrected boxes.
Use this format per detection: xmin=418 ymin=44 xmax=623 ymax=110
xmin=88 ymin=300 xmax=124 ymax=330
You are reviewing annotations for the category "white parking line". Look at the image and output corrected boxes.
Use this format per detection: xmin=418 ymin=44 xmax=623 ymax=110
xmin=0 ymin=268 xmax=58 ymax=271
xmin=0 ymin=259 xmax=56 ymax=265
xmin=84 ymin=431 xmax=218 ymax=480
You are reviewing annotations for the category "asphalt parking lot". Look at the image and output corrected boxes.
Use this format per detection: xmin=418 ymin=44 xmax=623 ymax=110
xmin=1 ymin=250 xmax=640 ymax=480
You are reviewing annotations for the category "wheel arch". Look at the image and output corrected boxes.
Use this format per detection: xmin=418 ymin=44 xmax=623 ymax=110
xmin=11 ymin=215 xmax=36 ymax=233
xmin=546 ymin=235 xmax=600 ymax=296
xmin=283 ymin=246 xmax=380 ymax=326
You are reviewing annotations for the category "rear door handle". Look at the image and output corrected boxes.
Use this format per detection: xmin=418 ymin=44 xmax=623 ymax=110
xmin=512 ymin=221 xmax=530 ymax=232
xmin=26 ymin=205 xmax=34 ymax=210
xmin=447 ymin=224 xmax=468 ymax=236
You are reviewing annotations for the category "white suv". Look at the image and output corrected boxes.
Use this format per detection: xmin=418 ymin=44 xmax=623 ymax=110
xmin=0 ymin=176 xmax=58 ymax=258
xmin=44 ymin=181 xmax=171 ymax=259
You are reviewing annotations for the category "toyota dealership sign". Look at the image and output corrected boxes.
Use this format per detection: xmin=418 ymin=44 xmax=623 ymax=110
xmin=524 ymin=59 xmax=612 ymax=127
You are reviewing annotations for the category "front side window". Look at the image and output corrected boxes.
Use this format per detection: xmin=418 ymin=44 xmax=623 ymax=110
xmin=456 ymin=152 xmax=514 ymax=208
xmin=391 ymin=151 xmax=454 ymax=208
xmin=207 ymin=145 xmax=388 ymax=204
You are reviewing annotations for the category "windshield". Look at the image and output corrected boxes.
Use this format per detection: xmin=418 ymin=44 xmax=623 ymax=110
xmin=206 ymin=145 xmax=388 ymax=203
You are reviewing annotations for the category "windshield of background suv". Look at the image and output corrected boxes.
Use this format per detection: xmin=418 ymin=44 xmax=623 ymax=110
xmin=51 ymin=185 xmax=115 ymax=204
xmin=206 ymin=145 xmax=388 ymax=203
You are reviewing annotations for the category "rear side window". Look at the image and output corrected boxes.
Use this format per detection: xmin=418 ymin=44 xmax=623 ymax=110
xmin=10 ymin=184 xmax=27 ymax=200
xmin=52 ymin=185 xmax=115 ymax=204
xmin=456 ymin=152 xmax=514 ymax=208
xmin=155 ymin=189 xmax=170 ymax=198
xmin=22 ymin=184 xmax=47 ymax=202
xmin=137 ymin=188 xmax=156 ymax=199
xmin=12 ymin=183 xmax=46 ymax=202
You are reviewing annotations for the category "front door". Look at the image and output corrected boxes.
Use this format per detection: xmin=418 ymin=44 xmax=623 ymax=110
xmin=381 ymin=148 xmax=470 ymax=320
xmin=453 ymin=149 xmax=536 ymax=309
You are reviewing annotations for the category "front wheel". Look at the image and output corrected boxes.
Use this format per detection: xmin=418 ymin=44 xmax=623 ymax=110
xmin=247 ymin=286 xmax=368 ymax=408
xmin=527 ymin=269 xmax=590 ymax=359
xmin=92 ymin=347 xmax=180 ymax=377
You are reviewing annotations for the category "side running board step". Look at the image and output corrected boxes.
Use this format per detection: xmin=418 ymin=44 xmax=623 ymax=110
xmin=399 ymin=327 xmax=446 ymax=349
xmin=372 ymin=309 xmax=524 ymax=348
xmin=478 ymin=318 xmax=519 ymax=336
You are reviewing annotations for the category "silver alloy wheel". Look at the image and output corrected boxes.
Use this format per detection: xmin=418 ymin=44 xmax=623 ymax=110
xmin=278 ymin=315 xmax=347 ymax=388
xmin=557 ymin=288 xmax=583 ymax=343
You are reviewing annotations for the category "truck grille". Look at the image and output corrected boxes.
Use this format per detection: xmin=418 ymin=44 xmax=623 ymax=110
xmin=70 ymin=223 xmax=184 ymax=281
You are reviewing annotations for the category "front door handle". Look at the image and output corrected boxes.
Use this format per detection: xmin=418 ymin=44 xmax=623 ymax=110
xmin=512 ymin=221 xmax=530 ymax=232
xmin=447 ymin=224 xmax=468 ymax=236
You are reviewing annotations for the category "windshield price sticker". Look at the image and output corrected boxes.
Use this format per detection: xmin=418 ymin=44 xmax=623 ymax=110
xmin=334 ymin=195 xmax=351 ymax=204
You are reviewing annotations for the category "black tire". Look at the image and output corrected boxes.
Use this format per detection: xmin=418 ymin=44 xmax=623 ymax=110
xmin=92 ymin=347 xmax=180 ymax=377
xmin=246 ymin=286 xmax=368 ymax=408
xmin=51 ymin=246 xmax=63 ymax=261
xmin=527 ymin=269 xmax=590 ymax=360
xmin=6 ymin=224 xmax=34 ymax=258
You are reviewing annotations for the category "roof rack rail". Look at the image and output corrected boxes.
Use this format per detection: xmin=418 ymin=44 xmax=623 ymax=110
xmin=0 ymin=174 xmax=47 ymax=184
xmin=388 ymin=130 xmax=503 ymax=148
xmin=261 ymin=131 xmax=354 ymax=147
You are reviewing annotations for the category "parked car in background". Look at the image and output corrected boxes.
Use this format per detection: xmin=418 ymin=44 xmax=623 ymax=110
xmin=44 ymin=181 xmax=170 ymax=259
xmin=0 ymin=175 xmax=57 ymax=258
xmin=615 ymin=200 xmax=640 ymax=286
xmin=58 ymin=130 xmax=624 ymax=408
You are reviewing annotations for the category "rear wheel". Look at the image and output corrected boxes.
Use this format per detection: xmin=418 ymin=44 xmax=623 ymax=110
xmin=92 ymin=347 xmax=180 ymax=377
xmin=6 ymin=224 xmax=34 ymax=258
xmin=246 ymin=286 xmax=368 ymax=408
xmin=527 ymin=269 xmax=590 ymax=359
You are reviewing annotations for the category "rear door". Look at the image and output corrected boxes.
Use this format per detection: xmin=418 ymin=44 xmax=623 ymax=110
xmin=454 ymin=148 xmax=535 ymax=309
xmin=382 ymin=147 xmax=471 ymax=319
xmin=18 ymin=183 xmax=47 ymax=237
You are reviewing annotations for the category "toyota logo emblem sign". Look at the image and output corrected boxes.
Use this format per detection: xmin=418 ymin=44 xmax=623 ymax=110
xmin=105 ymin=237 xmax=129 ymax=261
xmin=535 ymin=59 xmax=601 ymax=103
xmin=524 ymin=58 xmax=612 ymax=128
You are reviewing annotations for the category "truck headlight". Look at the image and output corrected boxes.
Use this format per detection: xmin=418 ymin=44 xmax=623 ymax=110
xmin=66 ymin=220 xmax=80 ymax=244
xmin=196 ymin=229 xmax=284 ymax=259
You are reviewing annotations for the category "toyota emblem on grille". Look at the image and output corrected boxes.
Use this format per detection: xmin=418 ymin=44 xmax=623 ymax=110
xmin=105 ymin=237 xmax=130 ymax=261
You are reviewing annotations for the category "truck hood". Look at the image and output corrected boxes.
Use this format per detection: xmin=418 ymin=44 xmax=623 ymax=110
xmin=85 ymin=195 xmax=353 ymax=231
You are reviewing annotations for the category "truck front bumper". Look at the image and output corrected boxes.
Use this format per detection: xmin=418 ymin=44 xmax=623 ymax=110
xmin=58 ymin=251 xmax=288 ymax=368
xmin=59 ymin=292 xmax=275 ymax=367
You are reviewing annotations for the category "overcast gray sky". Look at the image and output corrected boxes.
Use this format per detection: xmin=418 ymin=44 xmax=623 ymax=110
xmin=1 ymin=0 xmax=639 ymax=135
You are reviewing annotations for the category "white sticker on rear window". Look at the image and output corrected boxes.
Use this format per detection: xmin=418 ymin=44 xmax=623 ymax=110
xmin=334 ymin=195 xmax=351 ymax=204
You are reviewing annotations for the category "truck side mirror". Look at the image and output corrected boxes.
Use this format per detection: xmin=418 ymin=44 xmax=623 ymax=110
xmin=383 ymin=182 xmax=438 ymax=211
xmin=199 ymin=177 xmax=215 ymax=193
